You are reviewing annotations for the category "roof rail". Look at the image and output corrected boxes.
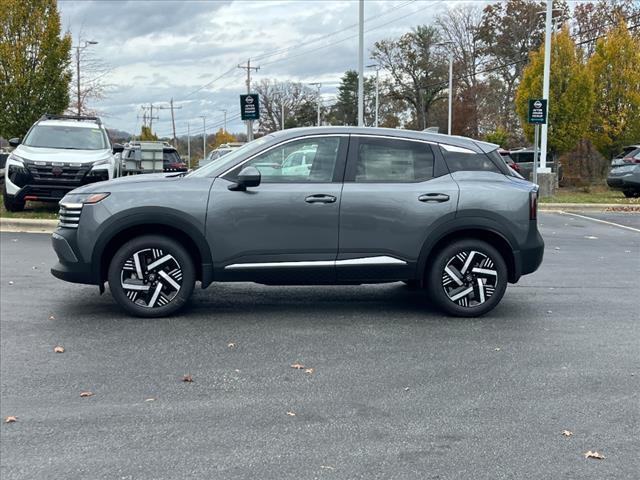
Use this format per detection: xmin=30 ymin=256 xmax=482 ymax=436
xmin=40 ymin=114 xmax=102 ymax=125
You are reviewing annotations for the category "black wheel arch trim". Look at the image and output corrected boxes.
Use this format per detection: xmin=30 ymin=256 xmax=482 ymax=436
xmin=416 ymin=212 xmax=520 ymax=284
xmin=90 ymin=207 xmax=213 ymax=287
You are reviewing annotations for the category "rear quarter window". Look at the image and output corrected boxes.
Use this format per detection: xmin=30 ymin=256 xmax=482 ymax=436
xmin=441 ymin=146 xmax=504 ymax=174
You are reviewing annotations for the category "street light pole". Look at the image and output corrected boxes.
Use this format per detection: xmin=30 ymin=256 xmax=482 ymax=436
xmin=539 ymin=0 xmax=553 ymax=173
xmin=357 ymin=0 xmax=364 ymax=127
xmin=74 ymin=40 xmax=98 ymax=116
xmin=221 ymin=109 xmax=227 ymax=132
xmin=309 ymin=83 xmax=322 ymax=126
xmin=199 ymin=115 xmax=206 ymax=163
xmin=187 ymin=122 xmax=191 ymax=169
xmin=447 ymin=50 xmax=453 ymax=135
xmin=366 ymin=64 xmax=379 ymax=127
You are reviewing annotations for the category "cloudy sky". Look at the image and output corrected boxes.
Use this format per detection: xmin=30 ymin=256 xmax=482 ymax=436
xmin=58 ymin=0 xmax=481 ymax=137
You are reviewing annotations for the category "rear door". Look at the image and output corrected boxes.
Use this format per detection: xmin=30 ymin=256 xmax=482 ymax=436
xmin=337 ymin=135 xmax=459 ymax=282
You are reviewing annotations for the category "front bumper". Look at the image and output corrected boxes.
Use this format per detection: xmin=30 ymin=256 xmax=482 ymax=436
xmin=50 ymin=230 xmax=97 ymax=285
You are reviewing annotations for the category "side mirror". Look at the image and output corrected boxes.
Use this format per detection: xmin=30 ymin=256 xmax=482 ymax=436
xmin=229 ymin=166 xmax=261 ymax=191
xmin=112 ymin=143 xmax=124 ymax=154
xmin=8 ymin=138 xmax=20 ymax=147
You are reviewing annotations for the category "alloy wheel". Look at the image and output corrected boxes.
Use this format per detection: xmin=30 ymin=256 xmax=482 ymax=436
xmin=441 ymin=250 xmax=498 ymax=308
xmin=120 ymin=248 xmax=183 ymax=308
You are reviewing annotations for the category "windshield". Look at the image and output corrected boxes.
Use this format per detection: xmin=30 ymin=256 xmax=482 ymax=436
xmin=23 ymin=125 xmax=108 ymax=150
xmin=188 ymin=135 xmax=272 ymax=177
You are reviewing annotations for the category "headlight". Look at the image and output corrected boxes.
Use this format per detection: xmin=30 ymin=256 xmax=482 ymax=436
xmin=92 ymin=157 xmax=112 ymax=167
xmin=62 ymin=192 xmax=110 ymax=206
xmin=7 ymin=153 xmax=25 ymax=166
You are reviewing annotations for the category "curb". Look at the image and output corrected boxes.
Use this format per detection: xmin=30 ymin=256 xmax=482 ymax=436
xmin=539 ymin=203 xmax=640 ymax=212
xmin=0 ymin=218 xmax=58 ymax=233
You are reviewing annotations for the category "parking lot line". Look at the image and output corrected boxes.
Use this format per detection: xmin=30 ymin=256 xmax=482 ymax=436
xmin=560 ymin=211 xmax=640 ymax=233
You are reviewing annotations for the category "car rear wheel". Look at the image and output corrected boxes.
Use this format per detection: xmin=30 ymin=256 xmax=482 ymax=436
xmin=3 ymin=186 xmax=25 ymax=212
xmin=108 ymin=235 xmax=195 ymax=317
xmin=427 ymin=239 xmax=508 ymax=317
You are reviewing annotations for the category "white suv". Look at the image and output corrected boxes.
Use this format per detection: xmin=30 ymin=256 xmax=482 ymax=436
xmin=4 ymin=114 xmax=120 ymax=212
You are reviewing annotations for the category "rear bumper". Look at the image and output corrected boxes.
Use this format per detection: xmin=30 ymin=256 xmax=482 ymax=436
xmin=607 ymin=172 xmax=640 ymax=190
xmin=512 ymin=228 xmax=544 ymax=282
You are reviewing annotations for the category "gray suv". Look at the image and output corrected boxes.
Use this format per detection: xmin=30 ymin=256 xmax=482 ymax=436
xmin=51 ymin=127 xmax=544 ymax=318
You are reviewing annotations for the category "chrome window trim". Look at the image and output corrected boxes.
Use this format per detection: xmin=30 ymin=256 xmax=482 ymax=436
xmin=350 ymin=133 xmax=437 ymax=147
xmin=440 ymin=144 xmax=476 ymax=154
xmin=224 ymin=255 xmax=407 ymax=270
xmin=220 ymin=134 xmax=349 ymax=178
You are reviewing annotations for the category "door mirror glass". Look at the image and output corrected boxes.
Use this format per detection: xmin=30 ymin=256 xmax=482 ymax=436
xmin=229 ymin=166 xmax=261 ymax=191
xmin=112 ymin=143 xmax=124 ymax=154
xmin=8 ymin=138 xmax=21 ymax=147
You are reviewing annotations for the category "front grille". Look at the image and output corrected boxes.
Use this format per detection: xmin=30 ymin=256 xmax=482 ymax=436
xmin=58 ymin=203 xmax=83 ymax=229
xmin=25 ymin=161 xmax=91 ymax=185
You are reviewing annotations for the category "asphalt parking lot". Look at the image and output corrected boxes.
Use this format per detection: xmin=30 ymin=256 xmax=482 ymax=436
xmin=1 ymin=211 xmax=638 ymax=479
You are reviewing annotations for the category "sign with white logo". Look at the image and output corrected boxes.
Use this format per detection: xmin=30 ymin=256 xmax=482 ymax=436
xmin=240 ymin=94 xmax=260 ymax=121
xmin=528 ymin=99 xmax=547 ymax=124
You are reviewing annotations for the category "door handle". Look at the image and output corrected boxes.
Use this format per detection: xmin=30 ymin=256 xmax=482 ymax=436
xmin=418 ymin=193 xmax=450 ymax=203
xmin=305 ymin=194 xmax=337 ymax=204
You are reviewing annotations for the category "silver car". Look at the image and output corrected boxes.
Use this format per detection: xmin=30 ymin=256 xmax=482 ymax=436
xmin=51 ymin=127 xmax=544 ymax=318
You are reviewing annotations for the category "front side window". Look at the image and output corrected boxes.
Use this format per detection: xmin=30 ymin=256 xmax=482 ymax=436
xmin=23 ymin=125 xmax=108 ymax=150
xmin=228 ymin=137 xmax=340 ymax=183
xmin=354 ymin=137 xmax=434 ymax=182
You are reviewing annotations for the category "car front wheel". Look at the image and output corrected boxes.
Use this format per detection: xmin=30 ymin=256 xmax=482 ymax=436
xmin=427 ymin=239 xmax=508 ymax=317
xmin=108 ymin=235 xmax=195 ymax=317
xmin=3 ymin=186 xmax=25 ymax=212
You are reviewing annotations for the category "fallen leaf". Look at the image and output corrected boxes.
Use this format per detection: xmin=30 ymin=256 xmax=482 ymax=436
xmin=404 ymin=387 xmax=410 ymax=391
xmin=584 ymin=450 xmax=604 ymax=460
xmin=286 ymin=411 xmax=296 ymax=416
xmin=562 ymin=430 xmax=573 ymax=437
xmin=234 ymin=369 xmax=241 ymax=373
xmin=8 ymin=281 xmax=13 ymax=285
xmin=320 ymin=466 xmax=335 ymax=470
xmin=48 ymin=315 xmax=55 ymax=320
xmin=584 ymin=235 xmax=598 ymax=240
xmin=53 ymin=345 xmax=65 ymax=353
xmin=145 ymin=398 xmax=155 ymax=402
xmin=547 ymin=310 xmax=553 ymax=314
xmin=79 ymin=391 xmax=94 ymax=398
xmin=291 ymin=363 xmax=305 ymax=370
xmin=182 ymin=374 xmax=193 ymax=383
xmin=554 ymin=247 xmax=561 ymax=250
xmin=4 ymin=416 xmax=17 ymax=423
xmin=227 ymin=342 xmax=236 ymax=348
xmin=304 ymin=368 xmax=314 ymax=374
xmin=494 ymin=347 xmax=501 ymax=351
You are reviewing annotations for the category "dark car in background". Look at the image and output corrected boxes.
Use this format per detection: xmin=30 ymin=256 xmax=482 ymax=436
xmin=606 ymin=144 xmax=640 ymax=197
xmin=0 ymin=151 xmax=8 ymax=180
xmin=509 ymin=148 xmax=563 ymax=183
xmin=498 ymin=149 xmax=521 ymax=175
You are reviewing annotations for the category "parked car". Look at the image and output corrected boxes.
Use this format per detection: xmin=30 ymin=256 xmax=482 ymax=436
xmin=606 ymin=144 xmax=640 ymax=198
xmin=498 ymin=148 xmax=522 ymax=176
xmin=509 ymin=148 xmax=563 ymax=183
xmin=51 ymin=127 xmax=544 ymax=318
xmin=120 ymin=141 xmax=187 ymax=175
xmin=0 ymin=150 xmax=9 ymax=180
xmin=3 ymin=114 xmax=122 ymax=212
xmin=199 ymin=143 xmax=244 ymax=169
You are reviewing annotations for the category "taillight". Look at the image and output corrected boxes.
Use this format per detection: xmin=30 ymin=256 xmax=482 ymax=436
xmin=530 ymin=190 xmax=538 ymax=220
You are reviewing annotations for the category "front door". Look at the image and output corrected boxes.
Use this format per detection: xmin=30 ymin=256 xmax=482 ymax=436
xmin=207 ymin=135 xmax=348 ymax=283
xmin=337 ymin=135 xmax=459 ymax=282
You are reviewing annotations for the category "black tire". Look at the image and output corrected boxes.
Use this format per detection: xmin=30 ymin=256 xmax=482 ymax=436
xmin=108 ymin=235 xmax=195 ymax=317
xmin=427 ymin=239 xmax=508 ymax=317
xmin=623 ymin=190 xmax=639 ymax=198
xmin=3 ymin=186 xmax=25 ymax=212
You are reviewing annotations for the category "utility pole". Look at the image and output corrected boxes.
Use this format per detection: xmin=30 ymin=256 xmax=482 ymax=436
xmin=73 ymin=40 xmax=98 ymax=115
xmin=187 ymin=122 xmax=191 ymax=169
xmin=237 ymin=59 xmax=260 ymax=141
xmin=199 ymin=115 xmax=206 ymax=162
xmin=157 ymin=100 xmax=182 ymax=146
xmin=147 ymin=104 xmax=159 ymax=132
xmin=357 ymin=0 xmax=364 ymax=127
xmin=221 ymin=109 xmax=227 ymax=132
xmin=281 ymin=102 xmax=285 ymax=130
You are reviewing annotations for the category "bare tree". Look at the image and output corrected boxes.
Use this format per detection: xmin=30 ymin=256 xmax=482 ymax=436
xmin=67 ymin=36 xmax=112 ymax=116
xmin=573 ymin=0 xmax=640 ymax=56
xmin=254 ymin=79 xmax=317 ymax=134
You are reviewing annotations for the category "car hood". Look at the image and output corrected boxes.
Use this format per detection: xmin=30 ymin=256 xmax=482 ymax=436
xmin=14 ymin=145 xmax=112 ymax=163
xmin=70 ymin=172 xmax=182 ymax=194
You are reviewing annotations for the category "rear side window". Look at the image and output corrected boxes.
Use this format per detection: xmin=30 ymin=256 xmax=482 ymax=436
xmin=354 ymin=137 xmax=434 ymax=182
xmin=441 ymin=146 xmax=503 ymax=174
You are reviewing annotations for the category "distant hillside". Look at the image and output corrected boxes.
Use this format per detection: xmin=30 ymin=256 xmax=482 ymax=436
xmin=106 ymin=128 xmax=133 ymax=143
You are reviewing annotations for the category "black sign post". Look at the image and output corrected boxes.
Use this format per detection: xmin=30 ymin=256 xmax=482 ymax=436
xmin=240 ymin=94 xmax=260 ymax=121
xmin=527 ymin=99 xmax=547 ymax=185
